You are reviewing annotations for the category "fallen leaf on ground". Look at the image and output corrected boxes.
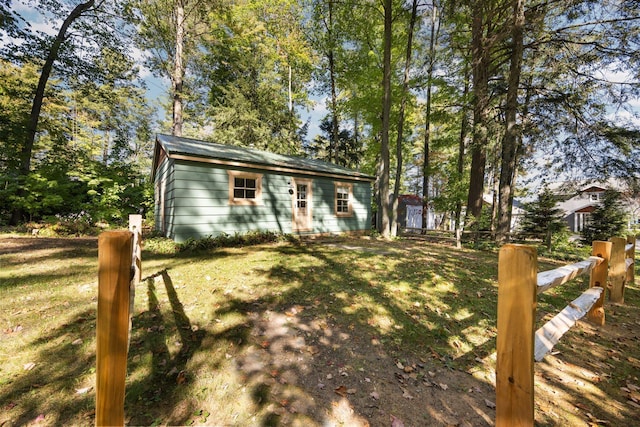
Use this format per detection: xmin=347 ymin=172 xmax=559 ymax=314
xmin=390 ymin=414 xmax=405 ymax=427
xmin=335 ymin=385 xmax=348 ymax=397
xmin=370 ymin=391 xmax=379 ymax=400
xmin=72 ymin=338 xmax=83 ymax=345
xmin=176 ymin=370 xmax=187 ymax=384
xmin=396 ymin=361 xmax=405 ymax=370
xmin=23 ymin=362 xmax=36 ymax=371
xmin=484 ymin=399 xmax=496 ymax=409
xmin=75 ymin=387 xmax=92 ymax=394
xmin=438 ymin=383 xmax=448 ymax=390
xmin=401 ymin=387 xmax=414 ymax=400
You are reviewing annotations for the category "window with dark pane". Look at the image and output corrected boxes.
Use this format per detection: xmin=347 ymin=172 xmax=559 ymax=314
xmin=337 ymin=186 xmax=349 ymax=213
xmin=234 ymin=177 xmax=256 ymax=199
xmin=297 ymin=184 xmax=307 ymax=210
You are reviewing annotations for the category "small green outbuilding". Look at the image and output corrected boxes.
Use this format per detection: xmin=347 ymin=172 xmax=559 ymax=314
xmin=152 ymin=134 xmax=374 ymax=242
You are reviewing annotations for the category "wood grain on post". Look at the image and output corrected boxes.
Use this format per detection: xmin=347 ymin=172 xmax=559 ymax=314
xmin=626 ymin=235 xmax=635 ymax=288
xmin=587 ymin=241 xmax=611 ymax=325
xmin=496 ymin=244 xmax=537 ymax=427
xmin=129 ymin=214 xmax=142 ymax=285
xmin=609 ymin=237 xmax=626 ymax=303
xmin=96 ymin=231 xmax=133 ymax=427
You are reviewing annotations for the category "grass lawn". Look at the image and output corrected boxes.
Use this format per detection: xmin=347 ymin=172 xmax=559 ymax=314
xmin=1 ymin=234 xmax=639 ymax=426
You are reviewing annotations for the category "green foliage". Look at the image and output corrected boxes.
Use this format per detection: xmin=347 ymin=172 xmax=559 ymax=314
xmin=142 ymin=236 xmax=179 ymax=255
xmin=536 ymin=228 xmax=590 ymax=261
xmin=178 ymin=231 xmax=294 ymax=252
xmin=520 ymin=186 xmax=567 ymax=249
xmin=307 ymin=117 xmax=363 ymax=167
xmin=581 ymin=190 xmax=628 ymax=243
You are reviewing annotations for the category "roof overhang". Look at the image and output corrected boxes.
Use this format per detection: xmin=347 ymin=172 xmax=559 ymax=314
xmin=152 ymin=134 xmax=375 ymax=183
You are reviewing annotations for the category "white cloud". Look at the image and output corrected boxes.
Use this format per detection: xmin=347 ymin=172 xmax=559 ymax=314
xmin=594 ymin=62 xmax=636 ymax=85
xmin=30 ymin=20 xmax=59 ymax=36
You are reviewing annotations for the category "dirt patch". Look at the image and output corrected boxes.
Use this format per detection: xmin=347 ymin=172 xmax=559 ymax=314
xmin=233 ymin=307 xmax=495 ymax=426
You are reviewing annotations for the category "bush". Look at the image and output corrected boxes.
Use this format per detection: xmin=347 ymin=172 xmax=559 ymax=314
xmin=178 ymin=231 xmax=292 ymax=252
xmin=142 ymin=237 xmax=178 ymax=255
xmin=48 ymin=212 xmax=97 ymax=236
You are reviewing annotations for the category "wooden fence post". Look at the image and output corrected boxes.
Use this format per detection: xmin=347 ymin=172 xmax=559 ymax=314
xmin=609 ymin=237 xmax=626 ymax=303
xmin=129 ymin=214 xmax=142 ymax=286
xmin=496 ymin=244 xmax=537 ymax=427
xmin=96 ymin=231 xmax=133 ymax=427
xmin=587 ymin=241 xmax=611 ymax=326
xmin=626 ymin=235 xmax=635 ymax=288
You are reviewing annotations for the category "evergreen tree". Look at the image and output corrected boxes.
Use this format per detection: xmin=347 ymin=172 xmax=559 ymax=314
xmin=309 ymin=117 xmax=362 ymax=168
xmin=521 ymin=186 xmax=566 ymax=249
xmin=581 ymin=190 xmax=628 ymax=244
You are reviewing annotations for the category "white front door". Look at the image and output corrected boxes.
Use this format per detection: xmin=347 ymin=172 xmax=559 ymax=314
xmin=292 ymin=179 xmax=312 ymax=231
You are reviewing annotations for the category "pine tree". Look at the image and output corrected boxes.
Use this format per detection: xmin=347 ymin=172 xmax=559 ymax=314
xmin=581 ymin=190 xmax=627 ymax=244
xmin=521 ymin=186 xmax=566 ymax=249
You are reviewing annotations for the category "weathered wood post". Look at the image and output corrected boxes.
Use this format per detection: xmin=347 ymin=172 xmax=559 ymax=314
xmin=496 ymin=244 xmax=537 ymax=427
xmin=587 ymin=241 xmax=611 ymax=325
xmin=609 ymin=237 xmax=626 ymax=303
xmin=129 ymin=214 xmax=142 ymax=286
xmin=96 ymin=231 xmax=133 ymax=427
xmin=626 ymin=235 xmax=635 ymax=288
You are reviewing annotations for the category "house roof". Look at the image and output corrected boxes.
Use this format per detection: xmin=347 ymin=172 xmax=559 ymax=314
xmin=153 ymin=134 xmax=375 ymax=182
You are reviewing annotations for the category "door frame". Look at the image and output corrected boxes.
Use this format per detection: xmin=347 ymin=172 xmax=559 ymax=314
xmin=292 ymin=178 xmax=313 ymax=232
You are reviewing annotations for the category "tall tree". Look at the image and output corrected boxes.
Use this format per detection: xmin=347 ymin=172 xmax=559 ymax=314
xmin=134 ymin=0 xmax=208 ymax=136
xmin=496 ymin=0 xmax=525 ymax=241
xmin=421 ymin=3 xmax=440 ymax=232
xmin=391 ymin=0 xmax=419 ymax=237
xmin=379 ymin=0 xmax=393 ymax=238
xmin=465 ymin=0 xmax=494 ymax=229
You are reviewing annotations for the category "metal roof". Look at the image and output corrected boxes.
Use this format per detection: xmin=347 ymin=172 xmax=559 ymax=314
xmin=154 ymin=134 xmax=375 ymax=181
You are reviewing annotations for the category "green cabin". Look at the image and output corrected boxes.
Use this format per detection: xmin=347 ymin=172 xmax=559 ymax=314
xmin=152 ymin=134 xmax=374 ymax=242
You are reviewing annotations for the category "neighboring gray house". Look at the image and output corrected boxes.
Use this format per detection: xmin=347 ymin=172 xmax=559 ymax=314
xmin=152 ymin=134 xmax=374 ymax=242
xmin=550 ymin=180 xmax=640 ymax=232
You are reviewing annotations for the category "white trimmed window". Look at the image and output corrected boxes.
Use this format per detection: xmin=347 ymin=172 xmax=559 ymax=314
xmin=228 ymin=171 xmax=263 ymax=205
xmin=335 ymin=182 xmax=353 ymax=217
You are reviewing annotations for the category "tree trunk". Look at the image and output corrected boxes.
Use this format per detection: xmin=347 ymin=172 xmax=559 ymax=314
xmin=391 ymin=0 xmax=418 ymax=237
xmin=466 ymin=1 xmax=490 ymax=228
xmin=454 ymin=63 xmax=470 ymax=241
xmin=172 ymin=0 xmax=185 ymax=137
xmin=378 ymin=0 xmax=392 ymax=238
xmin=10 ymin=0 xmax=95 ymax=225
xmin=422 ymin=4 xmax=439 ymax=233
xmin=496 ymin=0 xmax=525 ymax=242
xmin=327 ymin=0 xmax=339 ymax=163
xmin=288 ymin=63 xmax=293 ymax=113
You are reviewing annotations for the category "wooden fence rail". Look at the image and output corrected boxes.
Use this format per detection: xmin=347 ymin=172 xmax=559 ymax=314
xmin=496 ymin=235 xmax=635 ymax=427
xmin=95 ymin=215 xmax=142 ymax=427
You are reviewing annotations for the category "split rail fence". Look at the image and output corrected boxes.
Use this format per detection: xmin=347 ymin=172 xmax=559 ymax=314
xmin=95 ymin=215 xmax=142 ymax=427
xmin=496 ymin=235 xmax=636 ymax=427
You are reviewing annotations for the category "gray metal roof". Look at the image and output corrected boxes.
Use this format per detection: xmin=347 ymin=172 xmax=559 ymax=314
xmin=155 ymin=134 xmax=374 ymax=181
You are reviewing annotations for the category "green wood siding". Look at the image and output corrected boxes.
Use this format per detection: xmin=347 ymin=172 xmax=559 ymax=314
xmin=153 ymin=157 xmax=176 ymax=238
xmin=156 ymin=159 xmax=372 ymax=242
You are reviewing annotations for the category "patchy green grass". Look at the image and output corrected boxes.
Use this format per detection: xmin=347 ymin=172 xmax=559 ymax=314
xmin=1 ymin=234 xmax=638 ymax=426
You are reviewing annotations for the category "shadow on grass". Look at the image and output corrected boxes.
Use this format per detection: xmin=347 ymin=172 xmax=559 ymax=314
xmin=0 ymin=308 xmax=97 ymax=426
xmin=2 ymin=237 xmax=635 ymax=426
